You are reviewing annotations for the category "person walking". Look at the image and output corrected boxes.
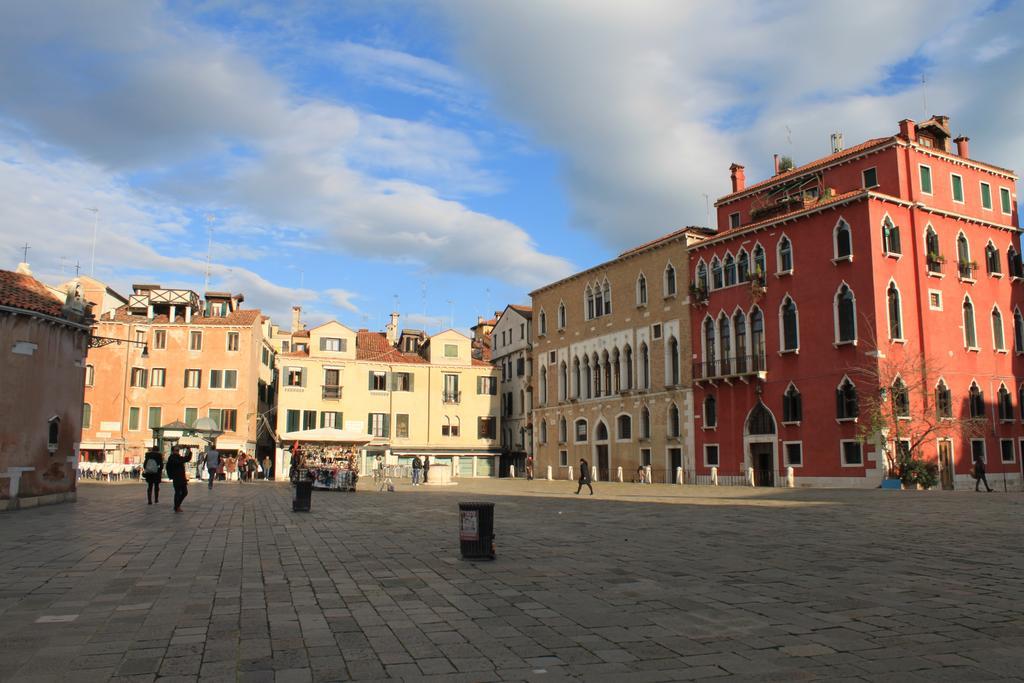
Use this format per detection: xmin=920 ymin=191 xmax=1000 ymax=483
xmin=973 ymin=451 xmax=994 ymax=492
xmin=411 ymin=455 xmax=422 ymax=486
xmin=206 ymin=445 xmax=221 ymax=489
xmin=194 ymin=447 xmax=205 ymax=481
xmin=423 ymin=455 xmax=431 ymax=484
xmin=143 ymin=448 xmax=163 ymax=505
xmin=526 ymin=455 xmax=534 ymax=481
xmin=262 ymin=455 xmax=272 ymax=480
xmin=166 ymin=446 xmax=192 ymax=512
xmin=576 ymin=458 xmax=593 ymax=495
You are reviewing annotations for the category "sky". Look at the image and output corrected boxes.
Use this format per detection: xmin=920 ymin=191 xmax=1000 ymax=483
xmin=1 ymin=0 xmax=1021 ymax=333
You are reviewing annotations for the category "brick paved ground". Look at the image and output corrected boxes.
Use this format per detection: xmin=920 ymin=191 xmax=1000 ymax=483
xmin=0 ymin=478 xmax=1022 ymax=682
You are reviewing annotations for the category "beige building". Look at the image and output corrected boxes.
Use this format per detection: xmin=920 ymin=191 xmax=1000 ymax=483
xmin=275 ymin=312 xmax=501 ymax=477
xmin=491 ymin=304 xmax=533 ymax=475
xmin=530 ymin=228 xmax=709 ymax=482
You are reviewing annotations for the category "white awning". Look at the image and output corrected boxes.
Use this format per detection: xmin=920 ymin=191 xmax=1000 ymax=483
xmin=79 ymin=442 xmax=121 ymax=451
xmin=280 ymin=428 xmax=373 ymax=444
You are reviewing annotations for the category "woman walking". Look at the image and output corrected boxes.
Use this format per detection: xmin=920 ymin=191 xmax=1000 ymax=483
xmin=143 ymin=448 xmax=163 ymax=504
xmin=576 ymin=458 xmax=593 ymax=495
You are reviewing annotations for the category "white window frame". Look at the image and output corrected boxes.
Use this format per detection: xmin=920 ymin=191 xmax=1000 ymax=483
xmin=226 ymin=331 xmax=240 ymax=352
xmin=703 ymin=443 xmax=720 ymax=468
xmin=776 ymin=233 xmax=794 ymax=275
xmin=950 ymin=173 xmax=965 ymax=204
xmin=928 ymin=289 xmax=943 ymax=312
xmin=839 ymin=439 xmax=863 ymax=467
xmin=836 ymin=375 xmax=858 ymax=423
xmin=574 ymin=418 xmax=588 ymax=444
xmin=538 ymin=308 xmax=546 ymax=336
xmin=1000 ymin=187 xmax=1013 ymax=215
xmin=636 ymin=272 xmax=648 ymax=306
xmin=151 ymin=367 xmax=166 ymax=388
xmin=189 ymin=330 xmax=203 ymax=351
xmin=832 ymin=217 xmax=853 ymax=262
xmin=992 ymin=305 xmax=1007 ymax=352
xmin=615 ymin=413 xmax=632 ymax=442
xmin=885 ymin=279 xmax=904 ymax=342
xmin=980 ymin=181 xmax=993 ymax=211
xmin=918 ymin=163 xmax=933 ymax=196
xmin=963 ymin=294 xmax=979 ymax=351
xmin=783 ymin=440 xmax=803 ymax=468
xmin=728 ymin=211 xmax=740 ymax=228
xmin=557 ymin=301 xmax=566 ymax=330
xmin=778 ymin=294 xmax=799 ymax=354
xmin=862 ymin=167 xmax=878 ymax=189
xmin=880 ymin=213 xmax=901 ymax=257
xmin=664 ymin=261 xmax=677 ymax=297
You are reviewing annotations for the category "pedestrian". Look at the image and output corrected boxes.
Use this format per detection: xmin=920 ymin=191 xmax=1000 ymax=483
xmin=143 ymin=448 xmax=163 ymax=505
xmin=166 ymin=446 xmax=193 ymax=512
xmin=973 ymin=451 xmax=994 ymax=492
xmin=526 ymin=455 xmax=534 ymax=481
xmin=576 ymin=458 xmax=593 ymax=495
xmin=237 ymin=453 xmax=247 ymax=483
xmin=206 ymin=445 xmax=221 ymax=489
xmin=247 ymin=457 xmax=257 ymax=482
xmin=411 ymin=455 xmax=422 ymax=485
xmin=194 ymin=447 xmax=205 ymax=481
xmin=262 ymin=455 xmax=272 ymax=480
xmin=423 ymin=455 xmax=431 ymax=484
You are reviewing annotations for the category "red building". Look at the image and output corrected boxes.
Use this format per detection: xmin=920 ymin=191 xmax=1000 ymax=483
xmin=689 ymin=116 xmax=1021 ymax=488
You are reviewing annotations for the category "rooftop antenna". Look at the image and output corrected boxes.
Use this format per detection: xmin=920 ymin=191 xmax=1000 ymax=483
xmin=85 ymin=207 xmax=99 ymax=276
xmin=20 ymin=242 xmax=30 ymax=263
xmin=203 ymin=214 xmax=215 ymax=294
xmin=74 ymin=261 xmax=81 ymax=277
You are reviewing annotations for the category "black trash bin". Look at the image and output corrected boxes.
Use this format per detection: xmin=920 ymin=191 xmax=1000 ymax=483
xmin=293 ymin=470 xmax=313 ymax=512
xmin=458 ymin=502 xmax=495 ymax=560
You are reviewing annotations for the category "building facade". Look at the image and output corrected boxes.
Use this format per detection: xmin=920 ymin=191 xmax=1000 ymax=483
xmin=274 ymin=314 xmax=501 ymax=477
xmin=0 ymin=266 xmax=91 ymax=509
xmin=492 ymin=304 xmax=533 ymax=475
xmin=81 ymin=285 xmax=277 ymax=465
xmin=531 ymin=229 xmax=707 ymax=482
xmin=691 ymin=116 xmax=1022 ymax=488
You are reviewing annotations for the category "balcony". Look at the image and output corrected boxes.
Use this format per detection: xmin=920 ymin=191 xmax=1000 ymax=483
xmin=322 ymin=385 xmax=342 ymax=400
xmin=926 ymin=256 xmax=944 ymax=274
xmin=958 ymin=260 xmax=977 ymax=280
xmin=442 ymin=391 xmax=462 ymax=405
xmin=692 ymin=349 xmax=767 ymax=383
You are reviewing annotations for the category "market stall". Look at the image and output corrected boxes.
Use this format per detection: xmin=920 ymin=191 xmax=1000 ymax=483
xmin=279 ymin=428 xmax=372 ymax=491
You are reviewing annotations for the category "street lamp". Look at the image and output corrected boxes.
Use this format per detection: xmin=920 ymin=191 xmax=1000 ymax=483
xmin=88 ymin=336 xmax=148 ymax=358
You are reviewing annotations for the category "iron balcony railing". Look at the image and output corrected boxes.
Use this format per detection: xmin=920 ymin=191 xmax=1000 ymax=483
xmin=958 ymin=261 xmax=975 ymax=279
xmin=442 ymin=391 xmax=462 ymax=405
xmin=692 ymin=348 xmax=767 ymax=381
xmin=322 ymin=385 xmax=342 ymax=400
xmin=926 ymin=258 xmax=944 ymax=274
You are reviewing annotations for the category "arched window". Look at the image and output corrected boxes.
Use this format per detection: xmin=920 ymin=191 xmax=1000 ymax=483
xmin=612 ymin=347 xmax=621 ymax=393
xmin=724 ymin=253 xmax=737 ymax=286
xmin=881 ymin=216 xmax=901 ymax=254
xmin=82 ymin=403 xmax=92 ymax=429
xmin=519 ymin=390 xmax=525 ymax=414
xmin=624 ymin=345 xmax=634 ymax=389
xmin=1014 ymin=309 xmax=1024 ymax=353
xmin=936 ymin=379 xmax=952 ymax=418
xmin=594 ymin=421 xmax=608 ymax=441
xmin=540 ymin=366 xmax=548 ymax=405
xmin=558 ymin=416 xmax=567 ymax=443
xmin=753 ymin=244 xmax=766 ymax=278
xmin=711 ymin=257 xmax=723 ymax=289
xmin=782 ymin=384 xmax=801 ymax=422
xmin=617 ymin=414 xmax=632 ymax=440
xmin=585 ymin=284 xmax=595 ymax=320
xmin=703 ymin=317 xmax=716 ymax=373
xmin=539 ymin=309 xmax=547 ymax=335
xmin=887 ymin=281 xmax=902 ymax=340
xmin=737 ymin=249 xmax=750 ymax=282
xmin=998 ymin=384 xmax=1012 ymax=421
xmin=777 ymin=236 xmax=793 ymax=272
xmin=835 ymin=284 xmax=856 ymax=343
xmin=557 ymin=302 xmax=566 ymax=328
xmin=539 ymin=420 xmax=547 ymax=444
xmin=640 ymin=342 xmax=650 ymax=389
xmin=669 ymin=336 xmax=680 ymax=385
xmin=1009 ymin=245 xmax=1023 ymax=278
xmin=986 ymin=241 xmax=1001 ymax=275
xmin=582 ymin=355 xmax=592 ymax=398
xmin=664 ymin=263 xmax=677 ymax=296
xmin=704 ymin=395 xmax=717 ymax=428
xmin=750 ymin=307 xmax=765 ymax=368
xmin=992 ymin=306 xmax=1005 ymax=351
xmin=781 ymin=297 xmax=799 ymax=351
xmin=574 ymin=418 xmax=588 ymax=442
xmin=836 ymin=377 xmax=858 ymax=420
xmin=572 ymin=357 xmax=581 ymax=398
xmin=558 ymin=361 xmax=567 ymax=400
xmin=636 ymin=273 xmax=648 ymax=305
xmin=592 ymin=352 xmax=602 ymax=397
xmin=718 ymin=316 xmax=731 ymax=375
xmin=834 ymin=219 xmax=852 ymax=259
xmin=969 ymin=382 xmax=984 ymax=418
xmin=925 ymin=226 xmax=941 ymax=272
xmin=695 ymin=262 xmax=708 ymax=292
xmin=602 ymin=350 xmax=612 ymax=396
xmin=892 ymin=377 xmax=910 ymax=417
xmin=640 ymin=405 xmax=650 ymax=439
xmin=593 ymin=282 xmax=603 ymax=318
xmin=601 ymin=279 xmax=612 ymax=315
xmin=85 ymin=364 xmax=95 ymax=387
xmin=963 ymin=296 xmax=977 ymax=348
xmin=957 ymin=233 xmax=973 ymax=278
xmin=733 ymin=310 xmax=747 ymax=373
xmin=668 ymin=403 xmax=680 ymax=438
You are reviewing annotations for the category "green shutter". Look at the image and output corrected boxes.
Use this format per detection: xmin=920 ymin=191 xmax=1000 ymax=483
xmin=407 ymin=373 xmax=414 ymax=391
xmin=367 ymin=413 xmax=373 ymax=434
xmin=368 ymin=372 xmax=374 ymax=390
xmin=383 ymin=414 xmax=390 ymax=438
xmin=477 ymin=376 xmax=483 ymax=394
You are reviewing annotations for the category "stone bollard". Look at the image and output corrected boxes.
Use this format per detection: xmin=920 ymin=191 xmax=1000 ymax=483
xmin=591 ymin=465 xmax=599 ymax=481
xmin=645 ymin=465 xmax=652 ymax=484
xmin=509 ymin=465 xmax=515 ymax=478
xmin=675 ymin=466 xmax=684 ymax=485
xmin=568 ymin=466 xmax=574 ymax=481
xmin=617 ymin=466 xmax=623 ymax=482
xmin=547 ymin=465 xmax=553 ymax=481
xmin=747 ymin=466 xmax=756 ymax=487
xmin=787 ymin=466 xmax=795 ymax=488
xmin=711 ymin=466 xmax=719 ymax=486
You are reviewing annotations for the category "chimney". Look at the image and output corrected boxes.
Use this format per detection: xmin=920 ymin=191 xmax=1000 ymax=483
xmin=773 ymin=154 xmax=780 ymax=176
xmin=830 ymin=132 xmax=844 ymax=153
xmin=898 ymin=119 xmax=916 ymax=143
xmin=954 ymin=136 xmax=970 ymax=158
xmin=291 ymin=305 xmax=303 ymax=333
xmin=385 ymin=312 xmax=400 ymax=345
xmin=477 ymin=315 xmax=484 ymax=326
xmin=729 ymin=163 xmax=746 ymax=193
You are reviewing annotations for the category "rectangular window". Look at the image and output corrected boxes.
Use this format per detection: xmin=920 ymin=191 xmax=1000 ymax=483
xmin=184 ymin=407 xmax=197 ymax=427
xmin=153 ymin=330 xmax=166 ymax=349
xmin=368 ymin=413 xmax=389 ymax=437
xmin=85 ymin=364 xmax=94 ymax=386
xmin=516 ymin=358 xmax=525 ymax=376
xmin=1000 ymin=438 xmax=1015 ymax=464
xmin=841 ymin=440 xmax=863 ymax=466
xmin=575 ymin=420 xmax=587 ymax=442
xmin=189 ymin=331 xmax=202 ymax=351
xmin=520 ymin=323 xmax=525 ymax=340
xmin=704 ymin=444 xmax=719 ymax=467
xmin=784 ymin=442 xmax=803 ymax=467
xmin=128 ymin=407 xmax=140 ymax=431
xmin=129 ymin=367 xmax=147 ymax=388
xmin=919 ymin=165 xmax=932 ymax=194
xmin=184 ymin=368 xmax=201 ymax=388
xmin=444 ymin=343 xmax=459 ymax=358
xmin=282 ymin=341 xmax=290 ymax=352
xmin=640 ymin=448 xmax=651 ymax=466
xmin=219 ymin=409 xmax=238 ymax=432
xmin=149 ymin=368 xmax=165 ymax=387
xmin=971 ymin=439 xmax=986 ymax=464
xmin=82 ymin=403 xmax=91 ymax=429
xmin=302 ymin=410 xmax=316 ymax=431
xmin=729 ymin=212 xmax=740 ymax=228
xmin=135 ymin=330 xmax=146 ymax=345
xmin=227 ymin=332 xmax=239 ymax=351
xmin=393 ymin=372 xmax=412 ymax=391
xmin=862 ymin=167 xmax=878 ymax=188
xmin=320 ymin=337 xmax=346 ymax=352
xmin=370 ymin=371 xmax=387 ymax=391
xmin=980 ymin=182 xmax=992 ymax=210
xmin=224 ymin=369 xmax=237 ymax=389
xmin=477 ymin=416 xmax=495 ymax=439
xmin=395 ymin=414 xmax=409 ymax=438
xmin=320 ymin=411 xmax=343 ymax=429
xmin=1000 ymin=187 xmax=1013 ymax=214
xmin=951 ymin=174 xmax=964 ymax=203
xmin=287 ymin=367 xmax=305 ymax=387
xmin=210 ymin=369 xmax=223 ymax=389
xmin=286 ymin=409 xmax=300 ymax=433
xmin=928 ymin=290 xmax=942 ymax=311
xmin=147 ymin=407 xmax=161 ymax=429
xmin=478 ymin=376 xmax=496 ymax=395
xmin=652 ymin=323 xmax=662 ymax=340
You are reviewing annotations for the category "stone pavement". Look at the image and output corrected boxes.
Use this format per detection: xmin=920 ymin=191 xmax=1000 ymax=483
xmin=0 ymin=478 xmax=1022 ymax=682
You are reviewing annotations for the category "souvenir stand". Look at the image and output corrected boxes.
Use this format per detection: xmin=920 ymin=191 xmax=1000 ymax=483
xmin=279 ymin=428 xmax=372 ymax=491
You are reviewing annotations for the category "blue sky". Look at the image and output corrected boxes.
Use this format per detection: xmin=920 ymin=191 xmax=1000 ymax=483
xmin=1 ymin=1 xmax=1021 ymax=332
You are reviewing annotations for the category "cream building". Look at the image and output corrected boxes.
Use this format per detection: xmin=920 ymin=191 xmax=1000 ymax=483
xmin=530 ymin=228 xmax=709 ymax=483
xmin=491 ymin=304 xmax=533 ymax=475
xmin=274 ymin=313 xmax=501 ymax=477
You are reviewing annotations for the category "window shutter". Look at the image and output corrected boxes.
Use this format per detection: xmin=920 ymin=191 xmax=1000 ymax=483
xmin=836 ymin=389 xmax=843 ymax=418
xmin=384 ymin=372 xmax=392 ymax=391
xmin=338 ymin=413 xmax=343 ymax=430
xmin=407 ymin=373 xmax=414 ymax=391
xmin=320 ymin=337 xmax=327 ymax=351
xmin=368 ymin=372 xmax=374 ymax=390
xmin=367 ymin=413 xmax=372 ymax=435
xmin=383 ymin=414 xmax=390 ymax=438
xmin=477 ymin=376 xmax=483 ymax=394
xmin=300 ymin=369 xmax=307 ymax=387
xmin=389 ymin=373 xmax=397 ymax=391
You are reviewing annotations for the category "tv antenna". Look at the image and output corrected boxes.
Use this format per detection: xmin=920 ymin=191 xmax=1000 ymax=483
xmin=20 ymin=242 xmax=30 ymax=263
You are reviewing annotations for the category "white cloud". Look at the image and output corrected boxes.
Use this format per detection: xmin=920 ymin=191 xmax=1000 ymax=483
xmin=326 ymin=288 xmax=360 ymax=314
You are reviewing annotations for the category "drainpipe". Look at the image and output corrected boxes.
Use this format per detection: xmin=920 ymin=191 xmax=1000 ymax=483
xmin=901 ymin=142 xmax=930 ymax=412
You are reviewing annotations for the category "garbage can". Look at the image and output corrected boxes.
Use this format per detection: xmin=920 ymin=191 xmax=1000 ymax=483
xmin=458 ymin=502 xmax=495 ymax=560
xmin=293 ymin=469 xmax=313 ymax=512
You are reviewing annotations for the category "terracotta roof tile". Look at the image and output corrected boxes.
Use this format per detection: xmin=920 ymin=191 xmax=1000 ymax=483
xmin=356 ymin=330 xmax=427 ymax=364
xmin=107 ymin=306 xmax=262 ymax=326
xmin=0 ymin=270 xmax=66 ymax=317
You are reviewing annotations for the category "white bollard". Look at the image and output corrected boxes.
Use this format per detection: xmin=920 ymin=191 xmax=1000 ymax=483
xmin=711 ymin=466 xmax=719 ymax=486
xmin=509 ymin=465 xmax=515 ymax=478
xmin=617 ymin=466 xmax=623 ymax=482
xmin=675 ymin=466 xmax=684 ymax=485
xmin=645 ymin=465 xmax=652 ymax=484
xmin=592 ymin=465 xmax=599 ymax=481
xmin=547 ymin=465 xmax=553 ymax=481
xmin=747 ymin=466 xmax=756 ymax=487
xmin=787 ymin=466 xmax=795 ymax=488
xmin=568 ymin=466 xmax=574 ymax=481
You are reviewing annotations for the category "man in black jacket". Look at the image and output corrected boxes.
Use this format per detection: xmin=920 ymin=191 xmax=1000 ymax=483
xmin=974 ymin=451 xmax=994 ymax=492
xmin=576 ymin=459 xmax=593 ymax=495
xmin=166 ymin=446 xmax=193 ymax=512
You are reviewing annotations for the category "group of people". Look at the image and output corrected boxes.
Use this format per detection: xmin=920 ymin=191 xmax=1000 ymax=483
xmin=409 ymin=455 xmax=431 ymax=485
xmin=142 ymin=443 xmax=274 ymax=512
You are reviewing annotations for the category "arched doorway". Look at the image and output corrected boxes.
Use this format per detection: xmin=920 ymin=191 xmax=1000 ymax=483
xmin=744 ymin=401 xmax=777 ymax=487
xmin=593 ymin=420 xmax=610 ymax=481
